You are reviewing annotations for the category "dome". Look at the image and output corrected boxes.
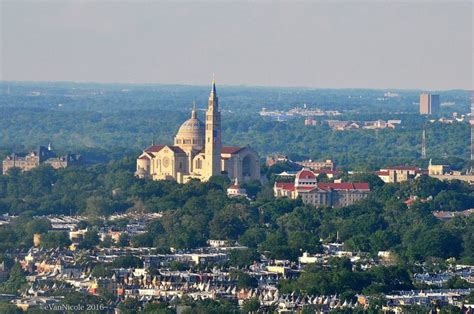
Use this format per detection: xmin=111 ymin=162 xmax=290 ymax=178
xmin=174 ymin=107 xmax=205 ymax=150
xmin=176 ymin=117 xmax=204 ymax=136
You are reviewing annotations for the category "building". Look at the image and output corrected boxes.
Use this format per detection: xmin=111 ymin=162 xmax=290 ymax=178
xmin=428 ymin=163 xmax=450 ymax=175
xmin=376 ymin=166 xmax=425 ymax=183
xmin=266 ymin=155 xmax=289 ymax=167
xmin=136 ymin=81 xmax=260 ymax=183
xmin=226 ymin=178 xmax=248 ymax=198
xmin=2 ymin=144 xmax=80 ymax=174
xmin=274 ymin=169 xmax=370 ymax=207
xmin=295 ymin=159 xmax=334 ymax=171
xmin=420 ymin=93 xmax=440 ymax=115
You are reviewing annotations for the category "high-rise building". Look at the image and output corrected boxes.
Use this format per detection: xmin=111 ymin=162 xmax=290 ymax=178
xmin=419 ymin=93 xmax=440 ymax=115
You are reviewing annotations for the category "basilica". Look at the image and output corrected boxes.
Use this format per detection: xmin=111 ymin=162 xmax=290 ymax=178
xmin=136 ymin=81 xmax=260 ymax=183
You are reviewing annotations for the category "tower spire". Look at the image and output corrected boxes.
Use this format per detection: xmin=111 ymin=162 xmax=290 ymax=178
xmin=204 ymin=77 xmax=221 ymax=179
xmin=191 ymin=101 xmax=196 ymax=119
xmin=211 ymin=75 xmax=217 ymax=95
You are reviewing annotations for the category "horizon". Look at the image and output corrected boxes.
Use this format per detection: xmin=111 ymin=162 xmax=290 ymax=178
xmin=0 ymin=79 xmax=471 ymax=93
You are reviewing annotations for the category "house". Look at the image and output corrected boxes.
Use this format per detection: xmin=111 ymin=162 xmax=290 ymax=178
xmin=274 ymin=169 xmax=370 ymax=207
xmin=226 ymin=178 xmax=248 ymax=198
xmin=376 ymin=166 xmax=425 ymax=183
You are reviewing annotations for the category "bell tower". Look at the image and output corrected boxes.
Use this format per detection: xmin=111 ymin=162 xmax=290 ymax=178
xmin=204 ymin=79 xmax=222 ymax=179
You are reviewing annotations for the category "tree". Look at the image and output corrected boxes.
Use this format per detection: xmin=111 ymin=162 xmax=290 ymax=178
xmin=118 ymin=298 xmax=141 ymax=313
xmin=238 ymin=227 xmax=266 ymax=248
xmin=84 ymin=196 xmax=113 ymax=217
xmin=242 ymin=298 xmax=260 ymax=313
xmin=0 ymin=302 xmax=22 ymax=314
xmin=142 ymin=303 xmax=175 ymax=314
xmin=444 ymin=276 xmax=473 ymax=289
xmin=79 ymin=229 xmax=100 ymax=249
xmin=231 ymin=271 xmax=258 ymax=289
xmin=117 ymin=233 xmax=130 ymax=247
xmin=0 ymin=263 xmax=27 ymax=294
xmin=40 ymin=231 xmax=71 ymax=249
xmin=228 ymin=249 xmax=260 ymax=268
xmin=209 ymin=204 xmax=252 ymax=240
xmin=112 ymin=255 xmax=143 ymax=268
xmin=407 ymin=228 xmax=462 ymax=261
xmin=91 ymin=264 xmax=113 ymax=278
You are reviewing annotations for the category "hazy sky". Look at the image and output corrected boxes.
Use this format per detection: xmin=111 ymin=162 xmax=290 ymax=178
xmin=1 ymin=1 xmax=472 ymax=90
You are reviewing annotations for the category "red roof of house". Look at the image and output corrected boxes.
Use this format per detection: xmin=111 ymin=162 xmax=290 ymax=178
xmin=297 ymin=169 xmax=317 ymax=180
xmin=167 ymin=146 xmax=186 ymax=154
xmin=221 ymin=146 xmax=244 ymax=154
xmin=144 ymin=144 xmax=185 ymax=154
xmin=276 ymin=182 xmax=369 ymax=193
xmin=138 ymin=156 xmax=150 ymax=160
xmin=275 ymin=182 xmax=295 ymax=192
xmin=376 ymin=171 xmax=390 ymax=176
xmin=145 ymin=144 xmax=165 ymax=153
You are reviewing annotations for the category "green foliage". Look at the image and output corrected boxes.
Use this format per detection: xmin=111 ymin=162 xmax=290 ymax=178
xmin=143 ymin=302 xmax=176 ymax=314
xmin=79 ymin=229 xmax=100 ymax=249
xmin=40 ymin=231 xmax=71 ymax=249
xmin=117 ymin=233 xmax=130 ymax=247
xmin=91 ymin=264 xmax=113 ymax=278
xmin=117 ymin=298 xmax=141 ymax=313
xmin=0 ymin=302 xmax=22 ymax=314
xmin=444 ymin=276 xmax=473 ymax=289
xmin=111 ymin=254 xmax=143 ymax=268
xmin=228 ymin=249 xmax=260 ymax=268
xmin=0 ymin=263 xmax=27 ymax=295
xmin=230 ymin=271 xmax=258 ymax=289
xmin=181 ymin=299 xmax=239 ymax=314
xmin=279 ymin=261 xmax=412 ymax=298
xmin=241 ymin=297 xmax=260 ymax=313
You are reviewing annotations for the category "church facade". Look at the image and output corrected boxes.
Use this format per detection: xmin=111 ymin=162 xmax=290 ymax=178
xmin=136 ymin=81 xmax=260 ymax=184
xmin=2 ymin=144 xmax=80 ymax=174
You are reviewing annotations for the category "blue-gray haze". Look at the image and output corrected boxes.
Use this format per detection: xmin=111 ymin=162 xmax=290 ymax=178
xmin=1 ymin=1 xmax=472 ymax=90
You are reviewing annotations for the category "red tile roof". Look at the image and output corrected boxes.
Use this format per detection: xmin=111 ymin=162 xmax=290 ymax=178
xmin=275 ymin=182 xmax=295 ymax=191
xmin=221 ymin=146 xmax=244 ymax=154
xmin=144 ymin=144 xmax=185 ymax=154
xmin=297 ymin=169 xmax=317 ymax=180
xmin=144 ymin=144 xmax=165 ymax=153
xmin=167 ymin=146 xmax=186 ymax=154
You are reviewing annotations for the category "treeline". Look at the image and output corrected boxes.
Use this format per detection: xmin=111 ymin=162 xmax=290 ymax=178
xmin=1 ymin=82 xmax=472 ymax=169
xmin=0 ymin=108 xmax=472 ymax=169
xmin=0 ymin=161 xmax=473 ymax=264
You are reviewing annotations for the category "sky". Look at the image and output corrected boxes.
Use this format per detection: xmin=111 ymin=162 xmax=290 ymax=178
xmin=1 ymin=1 xmax=472 ymax=90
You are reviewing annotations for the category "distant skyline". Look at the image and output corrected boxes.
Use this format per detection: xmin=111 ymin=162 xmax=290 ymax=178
xmin=1 ymin=1 xmax=472 ymax=90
